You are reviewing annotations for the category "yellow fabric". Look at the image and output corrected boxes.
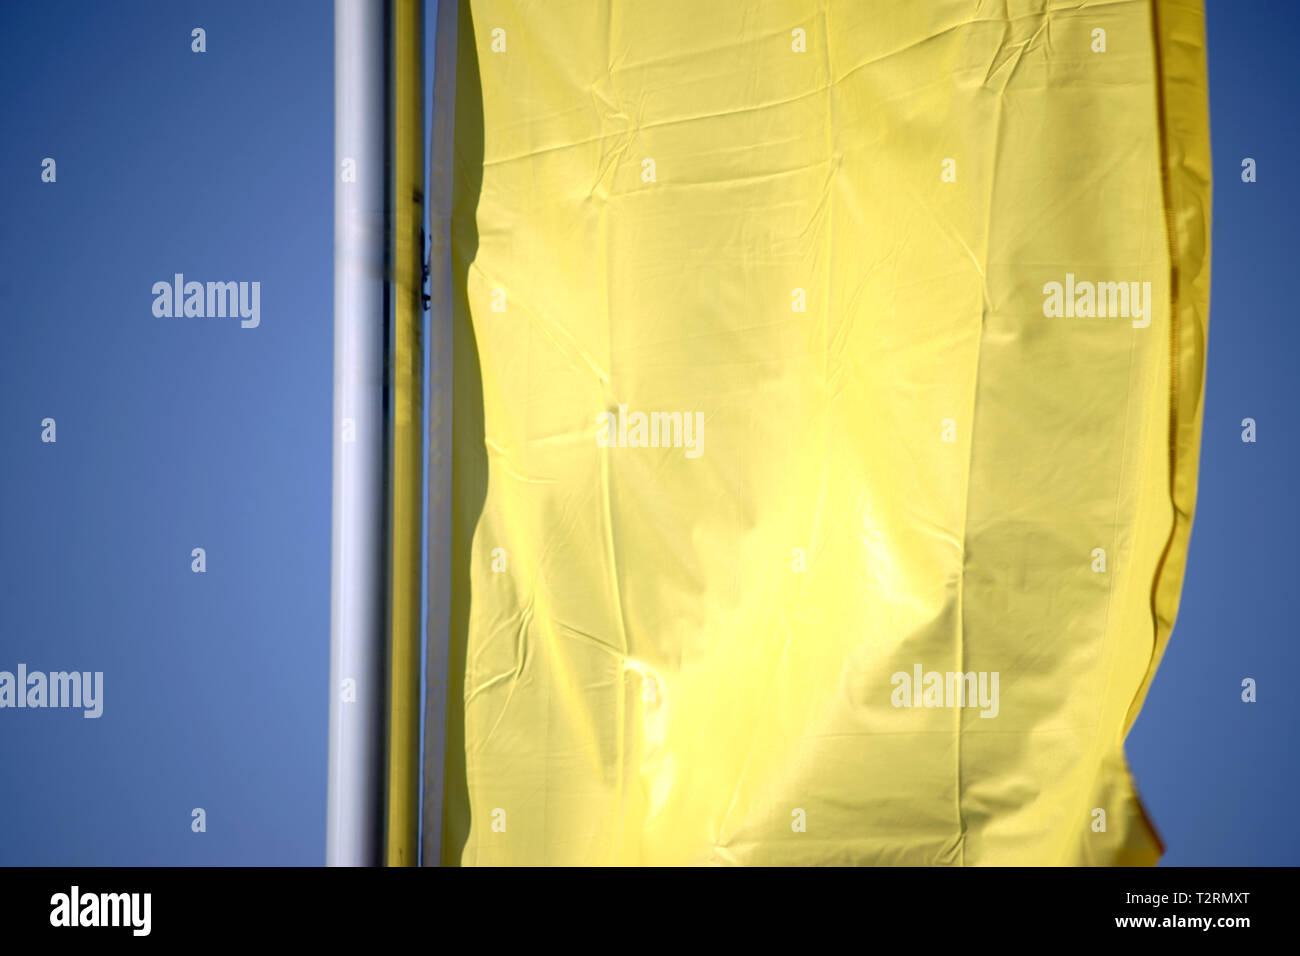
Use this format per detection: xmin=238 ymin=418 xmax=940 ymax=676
xmin=434 ymin=0 xmax=1210 ymax=865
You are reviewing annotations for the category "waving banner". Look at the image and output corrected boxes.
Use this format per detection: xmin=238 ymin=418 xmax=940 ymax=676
xmin=424 ymin=0 xmax=1210 ymax=865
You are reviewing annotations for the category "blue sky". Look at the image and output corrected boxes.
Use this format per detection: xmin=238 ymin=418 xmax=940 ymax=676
xmin=0 ymin=0 xmax=333 ymax=864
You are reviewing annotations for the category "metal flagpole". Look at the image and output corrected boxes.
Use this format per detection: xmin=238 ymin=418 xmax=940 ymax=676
xmin=328 ymin=0 xmax=388 ymax=867
xmin=328 ymin=0 xmax=424 ymax=869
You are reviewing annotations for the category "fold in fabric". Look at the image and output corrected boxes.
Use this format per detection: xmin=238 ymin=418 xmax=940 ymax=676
xmin=427 ymin=0 xmax=1211 ymax=865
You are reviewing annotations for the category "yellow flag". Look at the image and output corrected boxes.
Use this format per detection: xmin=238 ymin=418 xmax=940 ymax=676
xmin=429 ymin=0 xmax=1210 ymax=865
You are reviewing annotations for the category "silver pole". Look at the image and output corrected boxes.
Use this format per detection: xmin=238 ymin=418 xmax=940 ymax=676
xmin=328 ymin=0 xmax=387 ymax=867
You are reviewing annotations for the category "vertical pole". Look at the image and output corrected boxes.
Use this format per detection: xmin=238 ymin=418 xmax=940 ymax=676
xmin=385 ymin=0 xmax=424 ymax=866
xmin=328 ymin=0 xmax=387 ymax=867
xmin=422 ymin=0 xmax=458 ymax=867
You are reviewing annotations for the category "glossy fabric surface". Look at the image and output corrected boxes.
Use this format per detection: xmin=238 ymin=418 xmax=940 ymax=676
xmin=428 ymin=0 xmax=1211 ymax=865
